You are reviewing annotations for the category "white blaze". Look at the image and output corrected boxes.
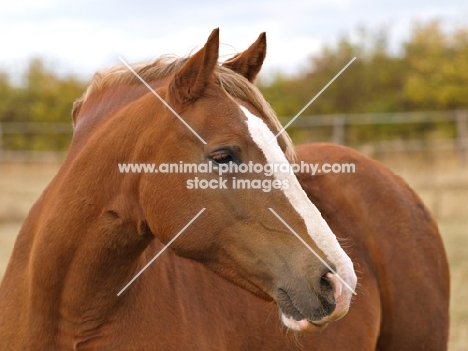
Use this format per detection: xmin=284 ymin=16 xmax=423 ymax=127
xmin=240 ymin=105 xmax=356 ymax=293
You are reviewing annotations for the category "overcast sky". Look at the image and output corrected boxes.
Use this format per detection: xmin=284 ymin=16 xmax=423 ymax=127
xmin=1 ymin=0 xmax=467 ymax=81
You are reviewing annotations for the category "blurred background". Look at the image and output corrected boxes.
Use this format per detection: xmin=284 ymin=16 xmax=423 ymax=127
xmin=0 ymin=0 xmax=467 ymax=349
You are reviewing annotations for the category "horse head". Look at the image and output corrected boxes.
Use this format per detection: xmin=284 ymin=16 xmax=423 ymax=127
xmin=73 ymin=28 xmax=357 ymax=332
xmin=132 ymin=29 xmax=357 ymax=331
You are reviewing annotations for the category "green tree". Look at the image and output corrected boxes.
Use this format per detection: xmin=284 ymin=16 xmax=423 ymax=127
xmin=24 ymin=58 xmax=86 ymax=123
xmin=403 ymin=21 xmax=468 ymax=110
xmin=259 ymin=21 xmax=468 ymax=145
xmin=0 ymin=58 xmax=86 ymax=151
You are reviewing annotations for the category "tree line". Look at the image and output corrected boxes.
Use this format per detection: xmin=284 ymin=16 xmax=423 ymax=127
xmin=0 ymin=20 xmax=467 ymax=151
xmin=0 ymin=59 xmax=86 ymax=151
xmin=260 ymin=21 xmax=468 ymax=145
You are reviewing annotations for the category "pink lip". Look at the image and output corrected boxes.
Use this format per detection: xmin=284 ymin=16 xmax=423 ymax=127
xmin=281 ymin=315 xmax=329 ymax=333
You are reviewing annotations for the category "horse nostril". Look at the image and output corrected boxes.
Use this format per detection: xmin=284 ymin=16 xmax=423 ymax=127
xmin=315 ymin=273 xmax=336 ymax=317
xmin=325 ymin=272 xmax=343 ymax=297
xmin=320 ymin=273 xmax=334 ymax=294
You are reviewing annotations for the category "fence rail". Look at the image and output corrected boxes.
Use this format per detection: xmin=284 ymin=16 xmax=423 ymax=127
xmin=0 ymin=110 xmax=467 ymax=164
xmin=289 ymin=109 xmax=468 ymax=164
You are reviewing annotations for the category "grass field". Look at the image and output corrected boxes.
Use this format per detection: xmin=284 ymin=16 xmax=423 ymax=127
xmin=0 ymin=154 xmax=467 ymax=350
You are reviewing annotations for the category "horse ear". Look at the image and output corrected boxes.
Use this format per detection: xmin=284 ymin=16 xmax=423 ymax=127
xmin=168 ymin=28 xmax=219 ymax=105
xmin=222 ymin=32 xmax=266 ymax=82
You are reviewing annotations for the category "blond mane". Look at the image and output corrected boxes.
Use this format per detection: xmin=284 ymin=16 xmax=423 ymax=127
xmin=76 ymin=56 xmax=296 ymax=160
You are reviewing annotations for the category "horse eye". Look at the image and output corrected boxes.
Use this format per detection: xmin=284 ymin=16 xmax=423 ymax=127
xmin=210 ymin=151 xmax=234 ymax=165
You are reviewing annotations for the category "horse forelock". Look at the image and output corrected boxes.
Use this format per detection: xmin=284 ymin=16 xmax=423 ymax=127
xmin=74 ymin=56 xmax=296 ymax=161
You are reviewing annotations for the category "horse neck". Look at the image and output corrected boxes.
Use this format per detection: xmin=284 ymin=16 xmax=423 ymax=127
xmin=71 ymin=78 xmax=169 ymax=155
xmin=22 ymin=180 xmax=150 ymax=340
xmin=18 ymin=86 xmax=175 ymax=344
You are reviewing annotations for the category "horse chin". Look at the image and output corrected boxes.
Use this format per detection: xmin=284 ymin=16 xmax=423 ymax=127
xmin=280 ymin=313 xmax=329 ymax=333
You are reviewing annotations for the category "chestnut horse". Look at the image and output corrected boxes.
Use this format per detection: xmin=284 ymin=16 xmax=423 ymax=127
xmin=0 ymin=29 xmax=448 ymax=350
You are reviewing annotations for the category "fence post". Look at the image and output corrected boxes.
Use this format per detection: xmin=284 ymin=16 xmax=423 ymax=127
xmin=332 ymin=115 xmax=345 ymax=145
xmin=456 ymin=110 xmax=468 ymax=166
xmin=0 ymin=123 xmax=3 ymax=163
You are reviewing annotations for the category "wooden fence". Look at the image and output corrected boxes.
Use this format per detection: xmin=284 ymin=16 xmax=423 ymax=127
xmin=0 ymin=110 xmax=467 ymax=164
xmin=289 ymin=109 xmax=468 ymax=165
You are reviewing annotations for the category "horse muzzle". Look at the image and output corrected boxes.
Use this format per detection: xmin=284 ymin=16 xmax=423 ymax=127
xmin=278 ymin=271 xmax=356 ymax=332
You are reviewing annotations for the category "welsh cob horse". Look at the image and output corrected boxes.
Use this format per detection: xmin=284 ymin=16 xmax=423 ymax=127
xmin=0 ymin=29 xmax=449 ymax=350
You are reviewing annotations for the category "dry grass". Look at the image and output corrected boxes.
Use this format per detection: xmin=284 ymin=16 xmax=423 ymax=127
xmin=0 ymin=163 xmax=60 ymax=276
xmin=0 ymin=153 xmax=467 ymax=349
xmin=377 ymin=151 xmax=468 ymax=351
